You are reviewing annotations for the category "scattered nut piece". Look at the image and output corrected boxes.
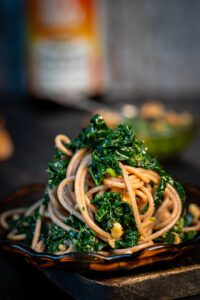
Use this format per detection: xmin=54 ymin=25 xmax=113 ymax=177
xmin=58 ymin=244 xmax=67 ymax=251
xmin=111 ymin=222 xmax=123 ymax=239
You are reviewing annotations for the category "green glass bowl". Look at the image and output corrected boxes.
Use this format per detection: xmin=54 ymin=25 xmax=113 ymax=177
xmin=124 ymin=118 xmax=197 ymax=159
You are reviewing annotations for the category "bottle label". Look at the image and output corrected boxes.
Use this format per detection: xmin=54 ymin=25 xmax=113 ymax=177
xmin=28 ymin=0 xmax=103 ymax=99
xmin=30 ymin=38 xmax=90 ymax=94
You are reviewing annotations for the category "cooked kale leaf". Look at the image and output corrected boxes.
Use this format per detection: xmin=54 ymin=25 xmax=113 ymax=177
xmin=92 ymin=191 xmax=139 ymax=248
xmin=42 ymin=191 xmax=50 ymax=207
xmin=9 ymin=193 xmax=50 ymax=246
xmin=9 ymin=206 xmax=44 ymax=245
xmin=89 ymin=124 xmax=141 ymax=184
xmin=155 ymin=218 xmax=185 ymax=244
xmin=47 ymin=114 xmax=185 ymax=207
xmin=65 ymin=215 xmax=84 ymax=230
xmin=67 ymin=215 xmax=106 ymax=252
xmin=9 ymin=215 xmax=36 ymax=245
xmin=182 ymin=230 xmax=197 ymax=241
xmin=68 ymin=228 xmax=106 ymax=252
xmin=47 ymin=148 xmax=70 ymax=189
xmin=68 ymin=114 xmax=111 ymax=151
xmin=88 ymin=119 xmax=185 ymax=207
xmin=47 ymin=224 xmax=68 ymax=253
xmin=155 ymin=213 xmax=197 ymax=244
xmin=116 ymin=229 xmax=139 ymax=248
xmin=47 ymin=216 xmax=106 ymax=253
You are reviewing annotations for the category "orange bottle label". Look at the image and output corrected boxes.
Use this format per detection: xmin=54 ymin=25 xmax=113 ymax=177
xmin=27 ymin=0 xmax=103 ymax=99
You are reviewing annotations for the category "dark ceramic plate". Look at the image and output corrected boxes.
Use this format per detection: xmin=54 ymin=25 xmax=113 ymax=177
xmin=0 ymin=183 xmax=200 ymax=272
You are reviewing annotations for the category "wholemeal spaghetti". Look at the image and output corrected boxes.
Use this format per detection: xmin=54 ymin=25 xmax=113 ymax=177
xmin=0 ymin=115 xmax=199 ymax=255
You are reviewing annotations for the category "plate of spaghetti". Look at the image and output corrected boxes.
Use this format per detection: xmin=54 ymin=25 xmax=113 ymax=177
xmin=0 ymin=115 xmax=200 ymax=272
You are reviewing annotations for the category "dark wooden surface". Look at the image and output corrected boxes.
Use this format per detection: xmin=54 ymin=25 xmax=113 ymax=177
xmin=43 ymin=247 xmax=200 ymax=300
xmin=0 ymin=96 xmax=200 ymax=299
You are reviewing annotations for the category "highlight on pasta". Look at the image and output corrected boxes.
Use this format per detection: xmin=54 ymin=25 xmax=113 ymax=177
xmin=1 ymin=115 xmax=199 ymax=255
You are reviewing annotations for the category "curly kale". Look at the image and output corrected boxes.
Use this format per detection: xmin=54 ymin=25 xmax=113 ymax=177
xmin=47 ymin=224 xmax=68 ymax=253
xmin=43 ymin=114 xmax=188 ymax=252
xmin=92 ymin=191 xmax=139 ymax=248
xmin=89 ymin=124 xmax=141 ymax=184
xmin=116 ymin=229 xmax=139 ymax=248
xmin=47 ymin=216 xmax=106 ymax=253
xmin=68 ymin=114 xmax=111 ymax=151
xmin=9 ymin=194 xmax=50 ymax=246
xmin=67 ymin=215 xmax=106 ymax=252
xmin=47 ymin=148 xmax=70 ymax=189
xmin=87 ymin=118 xmax=185 ymax=207
xmin=40 ymin=191 xmax=50 ymax=207
xmin=47 ymin=190 xmax=140 ymax=252
xmin=68 ymin=228 xmax=106 ymax=252
xmin=182 ymin=211 xmax=197 ymax=241
xmin=9 ymin=215 xmax=37 ymax=245
xmin=46 ymin=114 xmax=185 ymax=207
xmin=155 ymin=218 xmax=185 ymax=244
xmin=155 ymin=211 xmax=198 ymax=245
xmin=153 ymin=175 xmax=186 ymax=208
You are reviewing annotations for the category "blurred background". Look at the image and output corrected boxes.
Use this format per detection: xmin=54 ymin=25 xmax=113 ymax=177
xmin=1 ymin=0 xmax=200 ymax=99
xmin=0 ymin=0 xmax=200 ymax=298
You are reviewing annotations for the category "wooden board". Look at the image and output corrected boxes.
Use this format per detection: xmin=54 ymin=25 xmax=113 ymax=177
xmin=43 ymin=246 xmax=200 ymax=300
